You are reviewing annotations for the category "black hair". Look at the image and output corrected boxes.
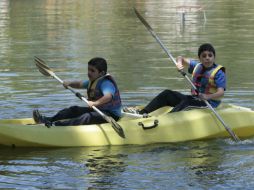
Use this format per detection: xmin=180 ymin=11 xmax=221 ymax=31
xmin=198 ymin=43 xmax=216 ymax=57
xmin=88 ymin=57 xmax=107 ymax=73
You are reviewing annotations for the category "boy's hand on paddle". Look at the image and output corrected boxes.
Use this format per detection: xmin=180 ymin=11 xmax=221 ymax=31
xmin=199 ymin=93 xmax=209 ymax=100
xmin=87 ymin=100 xmax=96 ymax=108
xmin=176 ymin=56 xmax=184 ymax=71
xmin=63 ymin=81 xmax=70 ymax=89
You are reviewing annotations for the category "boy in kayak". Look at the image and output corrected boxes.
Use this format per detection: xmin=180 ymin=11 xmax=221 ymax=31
xmin=134 ymin=43 xmax=226 ymax=114
xmin=33 ymin=57 xmax=122 ymax=127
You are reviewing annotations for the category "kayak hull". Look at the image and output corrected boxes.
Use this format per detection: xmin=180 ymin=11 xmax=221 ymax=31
xmin=1 ymin=104 xmax=254 ymax=147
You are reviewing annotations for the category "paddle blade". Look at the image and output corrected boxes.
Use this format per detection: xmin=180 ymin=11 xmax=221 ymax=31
xmin=34 ymin=56 xmax=54 ymax=77
xmin=134 ymin=8 xmax=153 ymax=32
xmin=109 ymin=117 xmax=125 ymax=138
xmin=103 ymin=114 xmax=125 ymax=138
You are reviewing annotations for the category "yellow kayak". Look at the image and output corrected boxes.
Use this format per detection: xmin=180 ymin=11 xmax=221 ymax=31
xmin=0 ymin=104 xmax=254 ymax=147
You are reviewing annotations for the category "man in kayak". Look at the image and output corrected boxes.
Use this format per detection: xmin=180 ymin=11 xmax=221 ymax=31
xmin=132 ymin=43 xmax=226 ymax=114
xmin=33 ymin=57 xmax=122 ymax=127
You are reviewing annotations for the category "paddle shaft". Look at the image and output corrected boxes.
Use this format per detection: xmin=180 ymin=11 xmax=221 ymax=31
xmin=134 ymin=8 xmax=240 ymax=142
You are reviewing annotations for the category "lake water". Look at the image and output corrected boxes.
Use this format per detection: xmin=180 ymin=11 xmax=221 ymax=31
xmin=0 ymin=0 xmax=254 ymax=189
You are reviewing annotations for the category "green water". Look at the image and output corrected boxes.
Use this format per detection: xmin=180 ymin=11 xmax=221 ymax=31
xmin=0 ymin=0 xmax=254 ymax=189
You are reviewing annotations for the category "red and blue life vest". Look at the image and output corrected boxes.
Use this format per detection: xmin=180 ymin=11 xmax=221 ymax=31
xmin=191 ymin=63 xmax=225 ymax=100
xmin=87 ymin=74 xmax=122 ymax=111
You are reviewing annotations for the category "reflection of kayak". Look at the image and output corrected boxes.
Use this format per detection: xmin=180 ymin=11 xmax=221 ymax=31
xmin=1 ymin=104 xmax=254 ymax=147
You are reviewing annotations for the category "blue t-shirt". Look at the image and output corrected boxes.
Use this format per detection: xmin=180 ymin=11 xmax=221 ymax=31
xmin=189 ymin=60 xmax=226 ymax=107
xmin=82 ymin=79 xmax=122 ymax=117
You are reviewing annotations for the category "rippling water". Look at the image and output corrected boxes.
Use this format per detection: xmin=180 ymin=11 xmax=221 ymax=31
xmin=1 ymin=140 xmax=254 ymax=189
xmin=1 ymin=0 xmax=254 ymax=189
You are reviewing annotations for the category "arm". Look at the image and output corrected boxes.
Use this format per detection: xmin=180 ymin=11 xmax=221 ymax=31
xmin=199 ymin=69 xmax=226 ymax=100
xmin=87 ymin=93 xmax=112 ymax=107
xmin=199 ymin=87 xmax=224 ymax=100
xmin=176 ymin=56 xmax=191 ymax=71
xmin=86 ymin=79 xmax=115 ymax=108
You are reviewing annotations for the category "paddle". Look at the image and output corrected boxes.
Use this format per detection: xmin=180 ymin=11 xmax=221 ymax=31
xmin=134 ymin=8 xmax=240 ymax=142
xmin=34 ymin=56 xmax=125 ymax=138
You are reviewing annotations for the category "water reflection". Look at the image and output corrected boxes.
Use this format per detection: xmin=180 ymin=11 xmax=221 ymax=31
xmin=1 ymin=140 xmax=254 ymax=189
xmin=0 ymin=147 xmax=127 ymax=189
xmin=182 ymin=141 xmax=225 ymax=188
xmin=178 ymin=139 xmax=254 ymax=189
xmin=85 ymin=148 xmax=127 ymax=189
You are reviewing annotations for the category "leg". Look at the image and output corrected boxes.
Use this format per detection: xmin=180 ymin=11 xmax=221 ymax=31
xmin=50 ymin=106 xmax=93 ymax=122
xmin=188 ymin=96 xmax=207 ymax=107
xmin=170 ymin=96 xmax=207 ymax=112
xmin=54 ymin=111 xmax=106 ymax=126
xmin=140 ymin=89 xmax=187 ymax=114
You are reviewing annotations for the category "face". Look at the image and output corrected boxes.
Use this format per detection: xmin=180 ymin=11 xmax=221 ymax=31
xmin=199 ymin=51 xmax=215 ymax=68
xmin=88 ymin=65 xmax=104 ymax=81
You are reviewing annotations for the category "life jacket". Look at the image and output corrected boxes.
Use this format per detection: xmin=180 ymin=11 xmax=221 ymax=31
xmin=87 ymin=74 xmax=122 ymax=111
xmin=191 ymin=63 xmax=225 ymax=100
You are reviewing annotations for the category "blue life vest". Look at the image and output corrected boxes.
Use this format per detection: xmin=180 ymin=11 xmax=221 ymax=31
xmin=191 ymin=63 xmax=225 ymax=101
xmin=87 ymin=74 xmax=122 ymax=112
